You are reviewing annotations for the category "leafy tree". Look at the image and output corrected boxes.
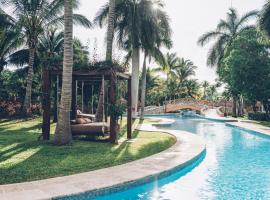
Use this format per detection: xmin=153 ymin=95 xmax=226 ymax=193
xmin=222 ymin=28 xmax=270 ymax=115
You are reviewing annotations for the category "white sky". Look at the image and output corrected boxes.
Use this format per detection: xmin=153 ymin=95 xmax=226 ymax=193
xmin=74 ymin=0 xmax=265 ymax=83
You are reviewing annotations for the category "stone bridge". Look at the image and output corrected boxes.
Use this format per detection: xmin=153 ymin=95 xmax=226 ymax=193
xmin=143 ymin=98 xmax=232 ymax=115
xmin=164 ymin=98 xmax=212 ymax=113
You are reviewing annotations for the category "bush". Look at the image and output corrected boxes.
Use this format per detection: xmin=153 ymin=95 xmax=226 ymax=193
xmin=248 ymin=112 xmax=270 ymax=121
xmin=0 ymin=101 xmax=41 ymax=118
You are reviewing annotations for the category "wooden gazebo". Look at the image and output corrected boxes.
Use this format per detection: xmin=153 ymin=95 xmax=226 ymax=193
xmin=42 ymin=67 xmax=132 ymax=142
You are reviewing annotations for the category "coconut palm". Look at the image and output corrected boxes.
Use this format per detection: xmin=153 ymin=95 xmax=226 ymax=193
xmin=183 ymin=79 xmax=200 ymax=99
xmin=1 ymin=0 xmax=91 ymax=115
xmin=198 ymin=8 xmax=258 ymax=68
xmin=95 ymin=0 xmax=170 ymax=118
xmin=155 ymin=52 xmax=178 ymax=83
xmin=54 ymin=0 xmax=73 ymax=145
xmin=174 ymin=58 xmax=197 ymax=83
xmin=260 ymin=1 xmax=270 ymax=36
xmin=106 ymin=0 xmax=116 ymax=61
xmin=0 ymin=10 xmax=22 ymax=73
xmin=139 ymin=3 xmax=172 ymax=119
xmin=202 ymin=80 xmax=209 ymax=99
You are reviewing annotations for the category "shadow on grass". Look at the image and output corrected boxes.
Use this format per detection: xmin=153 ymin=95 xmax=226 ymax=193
xmin=0 ymin=117 xmax=174 ymax=184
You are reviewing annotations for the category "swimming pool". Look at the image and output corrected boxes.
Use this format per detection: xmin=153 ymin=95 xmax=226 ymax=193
xmin=66 ymin=116 xmax=270 ymax=200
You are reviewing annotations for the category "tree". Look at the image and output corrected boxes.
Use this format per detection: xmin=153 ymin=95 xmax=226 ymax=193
xmin=95 ymin=0 xmax=171 ymax=118
xmin=183 ymin=79 xmax=200 ymax=99
xmin=198 ymin=7 xmax=258 ymax=116
xmin=198 ymin=8 xmax=258 ymax=68
xmin=54 ymin=0 xmax=74 ymax=145
xmin=202 ymin=81 xmax=209 ymax=99
xmin=139 ymin=3 xmax=172 ymax=119
xmin=1 ymin=0 xmax=91 ymax=115
xmin=0 ymin=10 xmax=22 ymax=73
xmin=259 ymin=0 xmax=270 ymax=37
xmin=222 ymin=28 xmax=270 ymax=115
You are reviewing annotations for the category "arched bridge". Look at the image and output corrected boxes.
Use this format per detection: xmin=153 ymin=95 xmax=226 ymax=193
xmin=143 ymin=98 xmax=232 ymax=115
xmin=164 ymin=98 xmax=211 ymax=113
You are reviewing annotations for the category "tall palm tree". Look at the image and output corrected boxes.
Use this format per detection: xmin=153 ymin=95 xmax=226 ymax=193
xmin=260 ymin=1 xmax=270 ymax=36
xmin=106 ymin=0 xmax=116 ymax=61
xmin=198 ymin=8 xmax=258 ymax=68
xmin=54 ymin=0 xmax=73 ymax=145
xmin=1 ymin=0 xmax=91 ymax=115
xmin=95 ymin=0 xmax=116 ymax=124
xmin=139 ymin=3 xmax=172 ymax=119
xmin=198 ymin=7 xmax=257 ymax=116
xmin=95 ymin=0 xmax=170 ymax=118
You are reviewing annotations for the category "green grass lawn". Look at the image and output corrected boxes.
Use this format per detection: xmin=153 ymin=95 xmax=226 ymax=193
xmin=0 ymin=117 xmax=175 ymax=184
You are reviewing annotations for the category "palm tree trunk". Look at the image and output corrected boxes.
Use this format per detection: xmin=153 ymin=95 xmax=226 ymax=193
xmin=140 ymin=53 xmax=147 ymax=120
xmin=105 ymin=0 xmax=115 ymax=61
xmin=54 ymin=0 xmax=73 ymax=145
xmin=232 ymin=96 xmax=238 ymax=118
xmin=131 ymin=47 xmax=140 ymax=118
xmin=22 ymin=47 xmax=35 ymax=115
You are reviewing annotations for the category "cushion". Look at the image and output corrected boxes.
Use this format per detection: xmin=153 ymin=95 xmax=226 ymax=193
xmin=84 ymin=118 xmax=92 ymax=123
xmin=76 ymin=118 xmax=86 ymax=124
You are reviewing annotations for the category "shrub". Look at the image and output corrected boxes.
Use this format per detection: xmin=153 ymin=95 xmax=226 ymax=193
xmin=0 ymin=101 xmax=41 ymax=118
xmin=248 ymin=112 xmax=270 ymax=121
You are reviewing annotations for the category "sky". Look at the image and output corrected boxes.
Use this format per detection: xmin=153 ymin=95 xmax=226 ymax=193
xmin=74 ymin=0 xmax=265 ymax=83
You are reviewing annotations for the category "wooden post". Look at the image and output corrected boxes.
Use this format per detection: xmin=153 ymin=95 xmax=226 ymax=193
xmin=127 ymin=78 xmax=132 ymax=139
xmin=71 ymin=79 xmax=77 ymax=120
xmin=42 ymin=68 xmax=51 ymax=140
xmin=82 ymin=81 xmax=84 ymax=112
xmin=109 ymin=72 xmax=117 ymax=144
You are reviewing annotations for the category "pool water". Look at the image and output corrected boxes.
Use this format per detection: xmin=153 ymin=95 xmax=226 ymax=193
xmin=70 ymin=116 xmax=270 ymax=200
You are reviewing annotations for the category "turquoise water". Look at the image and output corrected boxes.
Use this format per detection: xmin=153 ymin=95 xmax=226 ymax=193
xmin=65 ymin=116 xmax=270 ymax=200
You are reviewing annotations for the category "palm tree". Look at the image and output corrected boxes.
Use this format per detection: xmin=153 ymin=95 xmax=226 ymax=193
xmin=198 ymin=8 xmax=258 ymax=68
xmin=106 ymin=0 xmax=116 ymax=61
xmin=0 ymin=10 xmax=22 ymax=73
xmin=95 ymin=0 xmax=170 ymax=118
xmin=202 ymin=81 xmax=209 ymax=99
xmin=54 ymin=0 xmax=73 ymax=145
xmin=260 ymin=1 xmax=270 ymax=36
xmin=1 ymin=0 xmax=91 ymax=115
xmin=184 ymin=79 xmax=200 ymax=99
xmin=155 ymin=52 xmax=178 ymax=83
xmin=175 ymin=58 xmax=197 ymax=83
xmin=198 ymin=7 xmax=257 ymax=116
xmin=139 ymin=3 xmax=172 ymax=119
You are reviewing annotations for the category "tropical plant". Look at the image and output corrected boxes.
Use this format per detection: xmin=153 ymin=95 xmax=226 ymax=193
xmin=259 ymin=0 xmax=270 ymax=37
xmin=95 ymin=0 xmax=171 ymax=118
xmin=1 ymin=0 xmax=91 ymax=115
xmin=202 ymin=81 xmax=209 ymax=99
xmin=0 ymin=10 xmax=22 ymax=73
xmin=183 ymin=79 xmax=200 ymax=99
xmin=54 ymin=0 xmax=74 ymax=145
xmin=198 ymin=8 xmax=258 ymax=68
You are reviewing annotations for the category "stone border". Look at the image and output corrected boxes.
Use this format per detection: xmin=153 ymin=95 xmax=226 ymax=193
xmin=0 ymin=119 xmax=206 ymax=200
xmin=226 ymin=121 xmax=270 ymax=137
